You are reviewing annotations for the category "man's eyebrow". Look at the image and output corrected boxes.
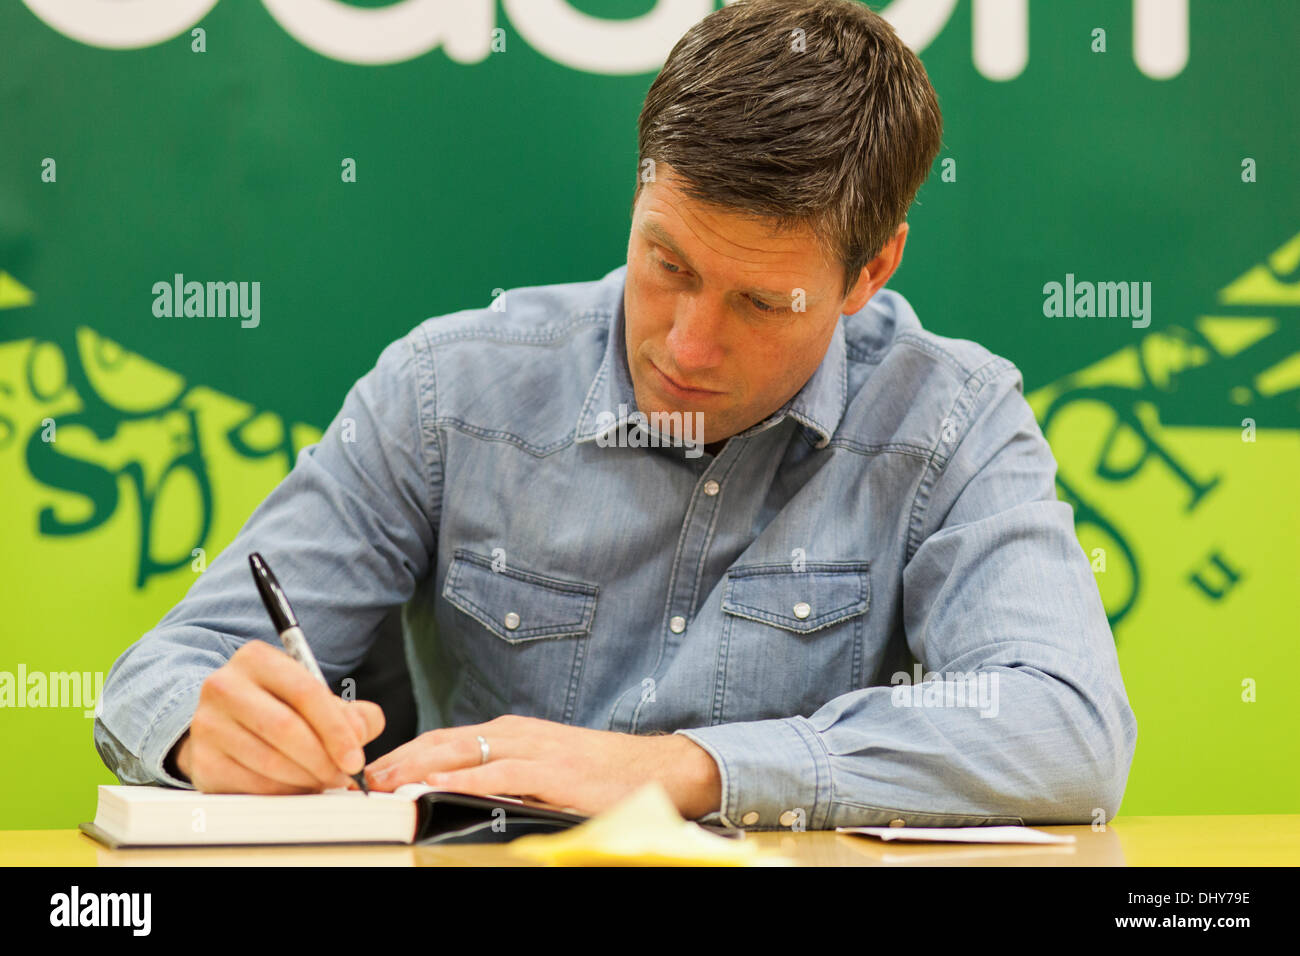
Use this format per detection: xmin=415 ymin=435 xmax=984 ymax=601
xmin=638 ymin=220 xmax=820 ymax=305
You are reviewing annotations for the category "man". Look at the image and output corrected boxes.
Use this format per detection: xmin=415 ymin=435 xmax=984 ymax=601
xmin=95 ymin=0 xmax=1137 ymax=830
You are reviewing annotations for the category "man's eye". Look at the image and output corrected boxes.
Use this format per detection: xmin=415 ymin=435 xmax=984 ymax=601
xmin=656 ymin=257 xmax=785 ymax=315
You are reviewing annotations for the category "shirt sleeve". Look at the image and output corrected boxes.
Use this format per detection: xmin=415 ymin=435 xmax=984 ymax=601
xmin=675 ymin=361 xmax=1138 ymax=829
xmin=93 ymin=329 xmax=442 ymax=788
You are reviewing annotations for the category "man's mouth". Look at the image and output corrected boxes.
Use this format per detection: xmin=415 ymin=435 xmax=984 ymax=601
xmin=649 ymin=360 xmax=722 ymax=397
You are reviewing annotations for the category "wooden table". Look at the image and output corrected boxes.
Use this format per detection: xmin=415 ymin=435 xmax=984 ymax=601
xmin=3 ymin=815 xmax=1297 ymax=866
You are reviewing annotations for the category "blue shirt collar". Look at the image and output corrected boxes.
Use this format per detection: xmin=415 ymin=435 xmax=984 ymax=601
xmin=576 ymin=266 xmax=847 ymax=449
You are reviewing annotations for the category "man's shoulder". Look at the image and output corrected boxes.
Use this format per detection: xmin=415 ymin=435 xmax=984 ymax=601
xmin=839 ymin=287 xmax=1022 ymax=448
xmin=843 ymin=286 xmax=1015 ymax=383
xmin=397 ymin=265 xmax=624 ymax=447
xmin=409 ymin=266 xmax=623 ymax=351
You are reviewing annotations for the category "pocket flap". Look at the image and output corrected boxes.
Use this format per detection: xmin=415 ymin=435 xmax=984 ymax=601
xmin=443 ymin=550 xmax=598 ymax=643
xmin=722 ymin=562 xmax=870 ymax=634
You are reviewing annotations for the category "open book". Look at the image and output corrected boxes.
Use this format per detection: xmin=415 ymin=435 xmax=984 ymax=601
xmin=79 ymin=783 xmax=587 ymax=848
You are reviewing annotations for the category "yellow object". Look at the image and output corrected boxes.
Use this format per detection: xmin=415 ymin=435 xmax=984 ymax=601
xmin=506 ymin=783 xmax=793 ymax=867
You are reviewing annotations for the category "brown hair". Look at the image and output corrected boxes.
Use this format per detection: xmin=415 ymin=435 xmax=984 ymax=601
xmin=634 ymin=0 xmax=943 ymax=299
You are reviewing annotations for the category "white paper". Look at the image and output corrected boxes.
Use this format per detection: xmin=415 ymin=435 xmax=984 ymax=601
xmin=836 ymin=825 xmax=1076 ymax=844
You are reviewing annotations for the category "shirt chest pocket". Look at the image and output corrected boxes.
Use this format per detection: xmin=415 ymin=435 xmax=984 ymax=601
xmin=441 ymin=549 xmax=599 ymax=722
xmin=716 ymin=562 xmax=870 ymax=723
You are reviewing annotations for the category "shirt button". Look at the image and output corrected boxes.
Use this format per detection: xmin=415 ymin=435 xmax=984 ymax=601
xmin=888 ymin=818 xmax=906 ymax=827
xmin=778 ymin=810 xmax=798 ymax=827
xmin=669 ymin=615 xmax=686 ymax=634
xmin=503 ymin=612 xmax=521 ymax=630
xmin=741 ymin=811 xmax=760 ymax=826
xmin=703 ymin=480 xmax=720 ymax=496
xmin=792 ymin=602 xmax=811 ymax=619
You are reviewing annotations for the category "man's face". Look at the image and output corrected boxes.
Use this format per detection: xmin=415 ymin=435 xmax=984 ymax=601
xmin=624 ymin=166 xmax=892 ymax=447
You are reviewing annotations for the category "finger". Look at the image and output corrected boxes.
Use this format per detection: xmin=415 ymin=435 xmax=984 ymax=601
xmin=367 ymin=735 xmax=490 ymax=790
xmin=238 ymin=641 xmax=366 ymax=773
xmin=360 ymin=700 xmax=385 ymax=740
xmin=340 ymin=702 xmax=366 ymax=741
xmin=422 ymin=759 xmax=546 ymax=801
xmin=365 ymin=727 xmax=458 ymax=777
xmin=342 ymin=699 xmax=386 ymax=744
xmin=208 ymin=667 xmax=354 ymax=787
xmin=362 ymin=740 xmax=421 ymax=779
xmin=365 ymin=723 xmax=518 ymax=786
xmin=197 ymin=710 xmax=335 ymax=790
xmin=191 ymin=744 xmax=320 ymax=795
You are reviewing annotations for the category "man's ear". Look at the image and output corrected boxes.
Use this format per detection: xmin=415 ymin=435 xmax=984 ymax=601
xmin=841 ymin=222 xmax=909 ymax=316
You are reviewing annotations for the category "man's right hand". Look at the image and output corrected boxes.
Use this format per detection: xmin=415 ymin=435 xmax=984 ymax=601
xmin=171 ymin=639 xmax=386 ymax=793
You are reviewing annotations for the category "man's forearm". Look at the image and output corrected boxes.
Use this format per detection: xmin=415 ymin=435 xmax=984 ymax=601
xmin=677 ymin=665 xmax=1137 ymax=829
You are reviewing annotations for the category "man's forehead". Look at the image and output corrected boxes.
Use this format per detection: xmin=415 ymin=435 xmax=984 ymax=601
xmin=640 ymin=175 xmax=804 ymax=242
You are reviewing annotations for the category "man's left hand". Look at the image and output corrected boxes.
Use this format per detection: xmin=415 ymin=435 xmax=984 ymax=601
xmin=362 ymin=715 xmax=722 ymax=819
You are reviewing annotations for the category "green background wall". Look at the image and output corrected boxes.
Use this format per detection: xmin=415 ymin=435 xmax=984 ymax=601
xmin=2 ymin=0 xmax=1296 ymax=829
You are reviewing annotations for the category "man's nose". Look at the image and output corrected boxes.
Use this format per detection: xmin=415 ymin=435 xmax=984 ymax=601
xmin=664 ymin=297 xmax=725 ymax=373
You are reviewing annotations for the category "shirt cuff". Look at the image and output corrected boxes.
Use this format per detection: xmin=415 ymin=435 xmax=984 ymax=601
xmin=673 ymin=715 xmax=831 ymax=830
xmin=141 ymin=682 xmax=203 ymax=790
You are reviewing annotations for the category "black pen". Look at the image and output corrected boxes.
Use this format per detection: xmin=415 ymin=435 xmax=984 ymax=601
xmin=248 ymin=552 xmax=369 ymax=794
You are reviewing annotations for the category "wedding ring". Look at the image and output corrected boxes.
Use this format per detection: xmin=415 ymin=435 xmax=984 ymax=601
xmin=477 ymin=734 xmax=490 ymax=765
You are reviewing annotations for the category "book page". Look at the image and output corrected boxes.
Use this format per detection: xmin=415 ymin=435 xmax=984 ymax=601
xmin=837 ymin=825 xmax=1076 ymax=844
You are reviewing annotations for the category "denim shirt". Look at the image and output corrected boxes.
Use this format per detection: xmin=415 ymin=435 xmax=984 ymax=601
xmin=94 ymin=263 xmax=1137 ymax=830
